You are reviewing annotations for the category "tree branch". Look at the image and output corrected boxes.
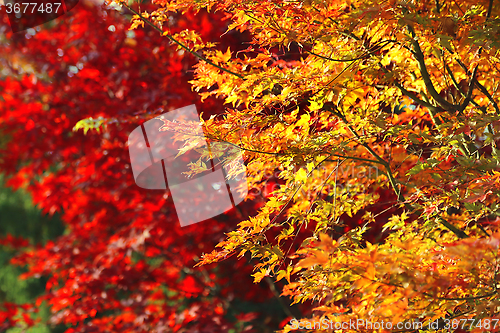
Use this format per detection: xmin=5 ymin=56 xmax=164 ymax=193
xmin=458 ymin=65 xmax=479 ymax=113
xmin=330 ymin=108 xmax=406 ymax=204
xmin=407 ymin=26 xmax=458 ymax=112
xmin=474 ymin=80 xmax=500 ymax=115
xmin=306 ymin=40 xmax=397 ymax=63
xmin=444 ymin=63 xmax=487 ymax=113
xmin=486 ymin=0 xmax=494 ymax=19
xmin=206 ymin=136 xmax=384 ymax=165
xmin=329 ymin=107 xmax=469 ymax=239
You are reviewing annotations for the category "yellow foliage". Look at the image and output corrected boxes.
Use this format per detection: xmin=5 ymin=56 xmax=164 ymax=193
xmin=126 ymin=0 xmax=500 ymax=330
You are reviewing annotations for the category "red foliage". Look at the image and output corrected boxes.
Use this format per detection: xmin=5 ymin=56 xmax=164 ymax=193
xmin=0 ymin=302 xmax=18 ymax=331
xmin=0 ymin=234 xmax=30 ymax=249
xmin=0 ymin=2 xmax=303 ymax=332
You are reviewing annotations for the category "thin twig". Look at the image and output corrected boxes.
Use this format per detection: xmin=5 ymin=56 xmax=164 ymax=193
xmin=125 ymin=5 xmax=244 ymax=79
xmin=274 ymin=158 xmax=346 ymax=275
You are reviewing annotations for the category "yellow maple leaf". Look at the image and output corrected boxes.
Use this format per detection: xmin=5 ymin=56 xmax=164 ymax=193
xmin=295 ymin=168 xmax=308 ymax=183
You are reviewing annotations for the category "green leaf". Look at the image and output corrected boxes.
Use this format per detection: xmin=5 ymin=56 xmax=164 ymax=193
xmin=407 ymin=163 xmax=426 ymax=175
xmin=72 ymin=116 xmax=106 ymax=135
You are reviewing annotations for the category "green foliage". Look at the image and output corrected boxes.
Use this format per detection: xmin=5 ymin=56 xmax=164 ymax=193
xmin=0 ymin=174 xmax=66 ymax=333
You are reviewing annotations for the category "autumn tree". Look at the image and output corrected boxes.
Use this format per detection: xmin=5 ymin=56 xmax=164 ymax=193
xmin=108 ymin=0 xmax=500 ymax=332
xmin=1 ymin=0 xmax=500 ymax=331
xmin=0 ymin=1 xmax=302 ymax=332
